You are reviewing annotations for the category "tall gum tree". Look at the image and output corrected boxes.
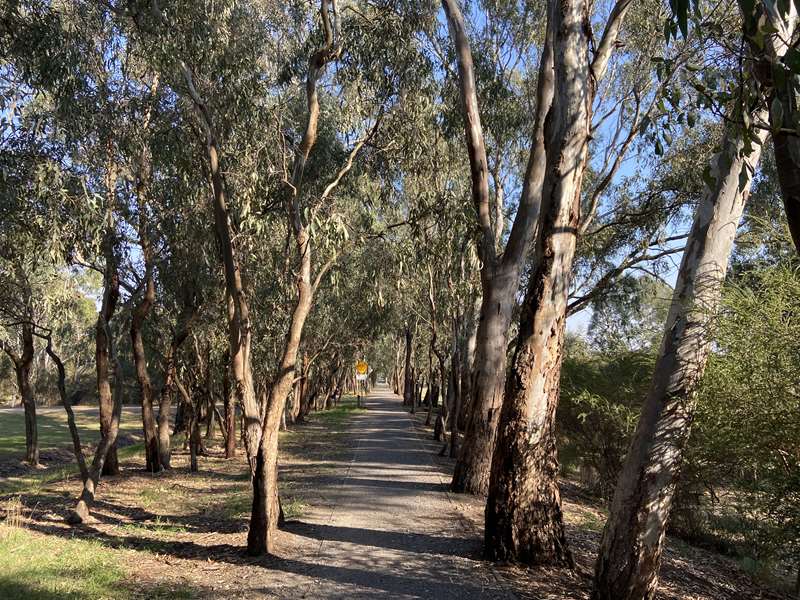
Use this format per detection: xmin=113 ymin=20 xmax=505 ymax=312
xmin=441 ymin=0 xmax=555 ymax=495
xmin=248 ymin=0 xmax=351 ymax=554
xmin=69 ymin=187 xmax=126 ymax=523
xmin=593 ymin=12 xmax=795 ymax=598
xmin=592 ymin=119 xmax=769 ymax=600
xmin=130 ymin=76 xmax=161 ymax=472
xmin=247 ymin=0 xmax=383 ymax=554
xmin=96 ymin=154 xmax=121 ymax=478
xmin=483 ymin=0 xmax=634 ymax=565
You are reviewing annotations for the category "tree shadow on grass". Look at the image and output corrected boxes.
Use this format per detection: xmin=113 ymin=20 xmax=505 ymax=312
xmin=20 ymin=520 xmax=507 ymax=599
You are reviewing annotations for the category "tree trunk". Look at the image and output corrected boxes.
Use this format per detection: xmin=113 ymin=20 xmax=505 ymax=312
xmin=131 ymin=81 xmax=160 ymax=473
xmin=592 ymin=120 xmax=768 ymax=600
xmin=442 ymin=0 xmax=553 ymax=496
xmin=772 ymin=121 xmax=800 ymax=253
xmin=130 ymin=237 xmax=158 ymax=472
xmin=484 ymin=0 xmax=635 ymax=564
xmin=69 ymin=316 xmax=123 ymax=524
xmin=248 ymin=221 xmax=316 ymax=554
xmin=43 ymin=336 xmax=88 ymax=482
xmin=97 ymin=178 xmax=120 ymax=477
xmin=402 ymin=327 xmax=413 ymax=406
xmin=7 ymin=324 xmax=39 ymax=466
xmin=246 ymin=0 xmax=341 ymax=555
xmin=223 ymin=354 xmax=236 ymax=458
xmin=179 ymin=59 xmax=261 ymax=482
xmin=459 ymin=297 xmax=479 ymax=431
xmin=155 ymin=291 xmax=198 ymax=470
xmin=485 ymin=0 xmax=588 ymax=564
xmin=449 ymin=319 xmax=462 ymax=459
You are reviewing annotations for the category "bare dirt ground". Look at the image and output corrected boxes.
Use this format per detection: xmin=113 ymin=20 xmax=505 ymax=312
xmin=0 ymin=386 xmax=791 ymax=599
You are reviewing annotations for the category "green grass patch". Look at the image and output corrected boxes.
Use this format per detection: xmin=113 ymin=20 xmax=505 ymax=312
xmin=0 ymin=523 xmax=127 ymax=600
xmin=136 ymin=480 xmax=186 ymax=510
xmin=575 ymin=509 xmax=606 ymax=532
xmin=282 ymin=496 xmax=307 ymax=520
xmin=215 ymin=490 xmax=252 ymax=520
xmin=0 ymin=406 xmax=144 ymax=461
xmin=316 ymin=395 xmax=366 ymax=428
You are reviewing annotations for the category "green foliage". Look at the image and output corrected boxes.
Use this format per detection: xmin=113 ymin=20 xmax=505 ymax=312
xmin=588 ymin=274 xmax=671 ymax=352
xmin=559 ymin=338 xmax=654 ymax=499
xmin=683 ymin=262 xmax=800 ymax=566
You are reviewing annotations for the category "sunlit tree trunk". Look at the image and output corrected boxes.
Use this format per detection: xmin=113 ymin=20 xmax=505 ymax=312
xmin=485 ymin=2 xmax=581 ymax=564
xmin=248 ymin=0 xmax=343 ymax=554
xmin=249 ymin=248 xmax=314 ymax=552
xmin=592 ymin=119 xmax=769 ymax=600
xmin=442 ymin=0 xmax=552 ymax=495
xmin=485 ymin=0 xmax=633 ymax=565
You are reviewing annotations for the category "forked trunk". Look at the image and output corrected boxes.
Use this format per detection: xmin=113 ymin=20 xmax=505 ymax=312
xmin=485 ymin=0 xmax=593 ymax=564
xmin=592 ymin=121 xmax=768 ymax=600
xmin=442 ymin=0 xmax=553 ymax=496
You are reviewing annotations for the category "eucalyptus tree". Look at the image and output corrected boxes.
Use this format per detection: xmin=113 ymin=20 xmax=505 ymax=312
xmin=439 ymin=0 xmax=548 ymax=496
xmin=0 ymin=151 xmax=49 ymax=466
xmin=588 ymin=2 xmax=799 ymax=596
xmin=0 ymin=4 xmax=116 ymax=467
xmin=447 ymin=0 xmax=647 ymax=563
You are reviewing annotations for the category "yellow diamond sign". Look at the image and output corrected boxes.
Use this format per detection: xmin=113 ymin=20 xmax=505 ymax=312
xmin=355 ymin=360 xmax=368 ymax=375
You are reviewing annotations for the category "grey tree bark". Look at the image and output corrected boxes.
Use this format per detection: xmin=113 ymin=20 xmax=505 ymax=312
xmin=485 ymin=0 xmax=633 ymax=565
xmin=592 ymin=119 xmax=769 ymax=600
xmin=441 ymin=0 xmax=553 ymax=495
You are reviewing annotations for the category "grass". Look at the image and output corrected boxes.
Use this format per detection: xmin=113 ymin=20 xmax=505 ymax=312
xmin=0 ymin=393 xmax=368 ymax=597
xmin=118 ymin=516 xmax=188 ymax=537
xmin=137 ymin=481 xmax=187 ymax=510
xmin=316 ymin=395 xmax=367 ymax=428
xmin=573 ymin=508 xmax=606 ymax=532
xmin=0 ymin=405 xmax=144 ymax=462
xmin=0 ymin=522 xmax=128 ymax=600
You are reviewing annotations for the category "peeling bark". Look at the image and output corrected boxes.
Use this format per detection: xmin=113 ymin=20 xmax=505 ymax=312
xmin=442 ymin=0 xmax=554 ymax=495
xmin=592 ymin=120 xmax=769 ymax=600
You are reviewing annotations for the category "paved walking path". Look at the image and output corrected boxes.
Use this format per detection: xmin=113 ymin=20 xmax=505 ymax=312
xmin=281 ymin=384 xmax=515 ymax=599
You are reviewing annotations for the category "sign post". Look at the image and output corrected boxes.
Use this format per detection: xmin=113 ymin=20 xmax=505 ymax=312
xmin=355 ymin=361 xmax=368 ymax=407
